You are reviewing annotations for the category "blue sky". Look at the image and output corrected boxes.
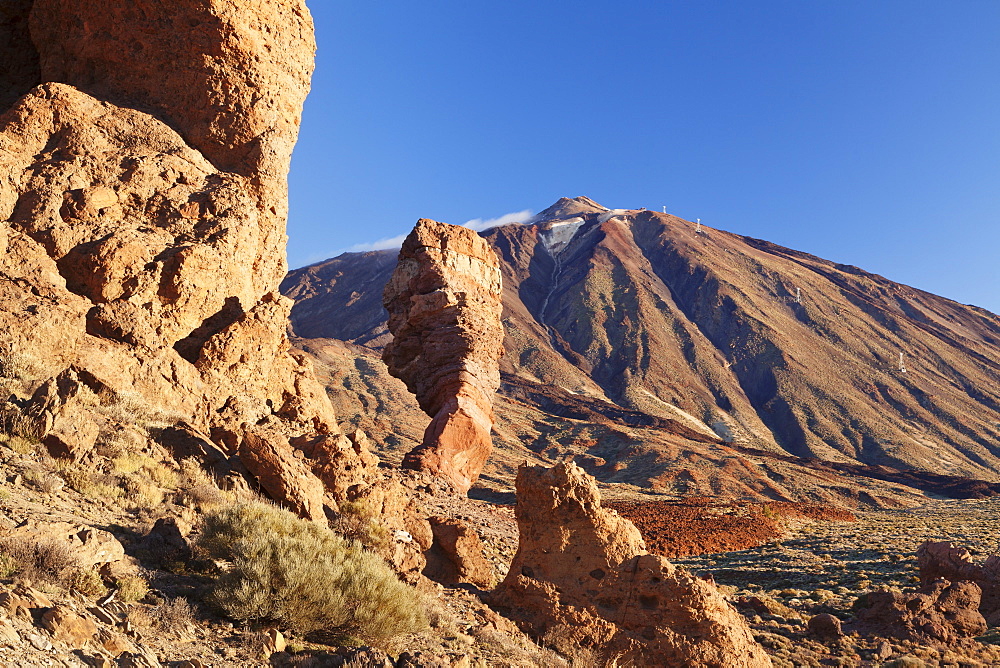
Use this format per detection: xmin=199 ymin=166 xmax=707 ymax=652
xmin=287 ymin=1 xmax=1000 ymax=313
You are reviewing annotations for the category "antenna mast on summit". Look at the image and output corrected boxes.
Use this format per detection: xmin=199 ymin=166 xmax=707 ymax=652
xmin=899 ymin=352 xmax=907 ymax=373
xmin=662 ymin=206 xmax=667 ymax=213
xmin=695 ymin=218 xmax=701 ymax=233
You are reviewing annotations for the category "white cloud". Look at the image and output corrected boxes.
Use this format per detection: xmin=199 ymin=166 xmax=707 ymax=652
xmin=342 ymin=233 xmax=409 ymax=253
xmin=462 ymin=209 xmax=535 ymax=232
xmin=314 ymin=209 xmax=536 ymax=263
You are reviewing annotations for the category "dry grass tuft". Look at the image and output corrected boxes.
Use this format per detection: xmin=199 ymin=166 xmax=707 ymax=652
xmin=199 ymin=501 xmax=426 ymax=644
xmin=176 ymin=459 xmax=227 ymax=510
xmin=0 ymin=536 xmax=80 ymax=585
xmin=156 ymin=597 xmax=197 ymax=634
xmin=332 ymin=498 xmax=391 ymax=552
xmin=58 ymin=465 xmax=124 ymax=501
xmin=0 ymin=348 xmax=45 ymax=381
xmin=116 ymin=575 xmax=150 ymax=603
xmin=68 ymin=567 xmax=109 ymax=597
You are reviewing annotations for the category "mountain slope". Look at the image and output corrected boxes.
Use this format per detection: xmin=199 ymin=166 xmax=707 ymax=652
xmin=282 ymin=197 xmax=1000 ymax=488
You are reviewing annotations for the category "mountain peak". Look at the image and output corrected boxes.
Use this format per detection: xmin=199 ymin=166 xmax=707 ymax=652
xmin=535 ymin=196 xmax=608 ymax=222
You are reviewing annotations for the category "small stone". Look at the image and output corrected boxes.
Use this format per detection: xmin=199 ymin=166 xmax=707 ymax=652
xmin=807 ymin=613 xmax=844 ymax=639
xmin=265 ymin=628 xmax=286 ymax=654
xmin=0 ymin=620 xmax=19 ymax=646
xmin=27 ymin=631 xmax=53 ymax=651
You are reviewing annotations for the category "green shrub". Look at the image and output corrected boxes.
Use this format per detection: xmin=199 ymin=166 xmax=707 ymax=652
xmin=198 ymin=501 xmax=426 ymax=644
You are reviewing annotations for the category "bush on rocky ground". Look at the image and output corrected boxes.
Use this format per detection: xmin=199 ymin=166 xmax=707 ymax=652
xmin=198 ymin=501 xmax=427 ymax=644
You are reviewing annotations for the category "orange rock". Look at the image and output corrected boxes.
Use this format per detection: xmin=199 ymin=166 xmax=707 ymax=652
xmin=382 ymin=219 xmax=504 ymax=494
xmin=0 ymin=0 xmax=381 ymax=518
xmin=424 ymin=516 xmax=494 ymax=589
xmin=239 ymin=430 xmax=327 ymax=522
xmin=29 ymin=0 xmax=315 ymax=188
xmin=41 ymin=604 xmax=98 ymax=648
xmin=491 ymin=462 xmax=772 ymax=667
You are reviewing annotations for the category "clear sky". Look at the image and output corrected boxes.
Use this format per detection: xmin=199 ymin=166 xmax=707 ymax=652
xmin=287 ymin=1 xmax=1000 ymax=314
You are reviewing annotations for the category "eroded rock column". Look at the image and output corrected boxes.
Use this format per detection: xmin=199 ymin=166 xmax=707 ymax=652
xmin=490 ymin=462 xmax=772 ymax=667
xmin=382 ymin=219 xmax=504 ymax=494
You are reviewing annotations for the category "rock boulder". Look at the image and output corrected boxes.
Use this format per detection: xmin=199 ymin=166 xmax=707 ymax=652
xmin=850 ymin=579 xmax=987 ymax=646
xmin=917 ymin=540 xmax=1000 ymax=626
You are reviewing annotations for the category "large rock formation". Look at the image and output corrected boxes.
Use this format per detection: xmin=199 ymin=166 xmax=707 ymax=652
xmin=917 ymin=540 xmax=1000 ymax=626
xmin=0 ymin=0 xmax=371 ymax=519
xmin=849 ymin=579 xmax=987 ymax=646
xmin=382 ymin=219 xmax=504 ymax=494
xmin=490 ymin=462 xmax=771 ymax=667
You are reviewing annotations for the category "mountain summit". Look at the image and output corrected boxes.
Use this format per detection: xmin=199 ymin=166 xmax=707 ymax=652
xmin=534 ymin=195 xmax=609 ymax=221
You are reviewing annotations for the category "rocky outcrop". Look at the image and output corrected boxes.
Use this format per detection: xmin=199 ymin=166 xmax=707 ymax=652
xmin=850 ymin=580 xmax=987 ymax=646
xmin=28 ymin=0 xmax=314 ymax=193
xmin=382 ymin=219 xmax=504 ymax=494
xmin=423 ymin=516 xmax=494 ymax=589
xmin=490 ymin=462 xmax=771 ymax=667
xmin=0 ymin=1 xmax=374 ymax=517
xmin=917 ymin=540 xmax=1000 ymax=626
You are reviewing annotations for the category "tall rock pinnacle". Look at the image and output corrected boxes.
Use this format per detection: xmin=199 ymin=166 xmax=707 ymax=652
xmin=382 ymin=219 xmax=505 ymax=494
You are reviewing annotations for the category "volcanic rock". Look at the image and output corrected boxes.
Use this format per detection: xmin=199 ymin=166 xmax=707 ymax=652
xmin=423 ymin=516 xmax=494 ymax=589
xmin=806 ymin=613 xmax=843 ymax=639
xmin=490 ymin=462 xmax=771 ymax=667
xmin=41 ymin=604 xmax=98 ymax=648
xmin=850 ymin=580 xmax=987 ymax=646
xmin=382 ymin=219 xmax=504 ymax=494
xmin=0 ymin=0 xmax=377 ymax=517
xmin=917 ymin=540 xmax=1000 ymax=626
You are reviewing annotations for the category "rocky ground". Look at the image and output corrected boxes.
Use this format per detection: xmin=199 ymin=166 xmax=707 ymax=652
xmin=4 ymin=422 xmax=1000 ymax=667
xmin=675 ymin=496 xmax=1000 ymax=667
xmin=0 ymin=437 xmax=560 ymax=667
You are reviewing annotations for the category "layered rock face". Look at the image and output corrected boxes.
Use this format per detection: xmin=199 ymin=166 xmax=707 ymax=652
xmin=0 ymin=0 xmax=369 ymax=519
xmin=490 ymin=462 xmax=771 ymax=667
xmin=382 ymin=219 xmax=504 ymax=494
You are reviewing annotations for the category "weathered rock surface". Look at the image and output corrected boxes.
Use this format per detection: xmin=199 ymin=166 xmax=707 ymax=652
xmin=917 ymin=540 xmax=1000 ymax=626
xmin=382 ymin=219 xmax=504 ymax=494
xmin=2 ymin=520 xmax=126 ymax=570
xmin=490 ymin=462 xmax=771 ymax=667
xmin=41 ymin=604 xmax=98 ymax=648
xmin=806 ymin=613 xmax=844 ymax=639
xmin=29 ymin=0 xmax=315 ymax=192
xmin=423 ymin=516 xmax=494 ymax=589
xmin=850 ymin=579 xmax=987 ymax=646
xmin=0 ymin=0 xmax=375 ymax=517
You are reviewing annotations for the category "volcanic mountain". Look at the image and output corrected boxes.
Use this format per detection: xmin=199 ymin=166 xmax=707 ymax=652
xmin=282 ymin=197 xmax=1000 ymax=505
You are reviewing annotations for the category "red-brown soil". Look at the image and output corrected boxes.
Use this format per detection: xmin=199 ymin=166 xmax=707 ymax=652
xmin=609 ymin=498 xmax=856 ymax=559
